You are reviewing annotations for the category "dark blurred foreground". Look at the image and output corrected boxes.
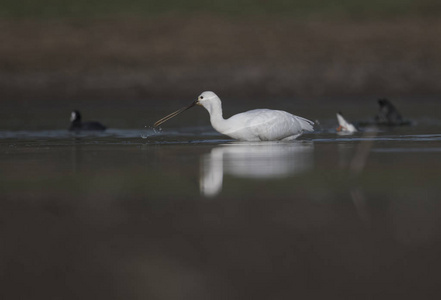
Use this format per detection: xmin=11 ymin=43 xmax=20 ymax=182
xmin=1 ymin=133 xmax=441 ymax=299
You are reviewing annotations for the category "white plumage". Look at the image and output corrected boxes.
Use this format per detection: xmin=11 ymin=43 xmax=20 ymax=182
xmin=336 ymin=112 xmax=357 ymax=133
xmin=154 ymin=91 xmax=314 ymax=141
xmin=201 ymin=95 xmax=314 ymax=141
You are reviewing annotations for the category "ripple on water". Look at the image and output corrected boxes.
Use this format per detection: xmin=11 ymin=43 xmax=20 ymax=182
xmin=312 ymin=134 xmax=441 ymax=143
xmin=1 ymin=125 xmax=441 ymax=146
xmin=372 ymin=147 xmax=441 ymax=153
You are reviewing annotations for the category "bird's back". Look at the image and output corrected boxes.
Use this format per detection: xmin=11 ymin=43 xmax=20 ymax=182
xmin=225 ymin=109 xmax=314 ymax=141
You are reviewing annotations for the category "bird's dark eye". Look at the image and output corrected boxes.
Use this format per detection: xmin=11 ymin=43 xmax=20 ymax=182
xmin=200 ymin=96 xmax=204 ymax=99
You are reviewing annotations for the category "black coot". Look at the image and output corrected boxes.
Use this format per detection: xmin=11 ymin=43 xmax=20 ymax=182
xmin=69 ymin=110 xmax=107 ymax=131
xmin=375 ymin=99 xmax=410 ymax=126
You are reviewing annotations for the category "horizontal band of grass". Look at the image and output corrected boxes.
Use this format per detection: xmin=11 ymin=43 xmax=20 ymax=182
xmin=1 ymin=0 xmax=440 ymax=19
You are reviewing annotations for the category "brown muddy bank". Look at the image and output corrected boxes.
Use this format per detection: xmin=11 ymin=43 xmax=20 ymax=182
xmin=1 ymin=15 xmax=440 ymax=100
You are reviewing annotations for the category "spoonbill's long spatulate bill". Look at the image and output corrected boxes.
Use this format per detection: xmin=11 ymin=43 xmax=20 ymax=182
xmin=154 ymin=101 xmax=196 ymax=127
xmin=154 ymin=91 xmax=314 ymax=141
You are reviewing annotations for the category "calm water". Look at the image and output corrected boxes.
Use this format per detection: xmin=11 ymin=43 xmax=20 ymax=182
xmin=1 ymin=99 xmax=441 ymax=299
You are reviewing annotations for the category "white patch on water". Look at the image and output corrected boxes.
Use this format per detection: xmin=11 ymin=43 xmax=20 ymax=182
xmin=141 ymin=126 xmax=162 ymax=139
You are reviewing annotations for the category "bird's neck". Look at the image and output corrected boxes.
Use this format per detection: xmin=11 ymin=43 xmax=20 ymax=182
xmin=209 ymin=107 xmax=223 ymax=122
xmin=206 ymin=101 xmax=228 ymax=133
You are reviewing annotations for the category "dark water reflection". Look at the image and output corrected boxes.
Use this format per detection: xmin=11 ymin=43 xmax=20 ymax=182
xmin=1 ymin=120 xmax=441 ymax=299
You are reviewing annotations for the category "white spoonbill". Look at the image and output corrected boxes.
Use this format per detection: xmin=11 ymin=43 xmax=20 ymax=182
xmin=154 ymin=91 xmax=314 ymax=141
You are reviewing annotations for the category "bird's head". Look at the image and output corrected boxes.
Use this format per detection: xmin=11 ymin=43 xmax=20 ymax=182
xmin=71 ymin=110 xmax=81 ymax=122
xmin=196 ymin=91 xmax=221 ymax=114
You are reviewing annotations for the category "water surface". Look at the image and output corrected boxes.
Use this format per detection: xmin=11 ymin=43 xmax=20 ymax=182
xmin=1 ymin=100 xmax=441 ymax=299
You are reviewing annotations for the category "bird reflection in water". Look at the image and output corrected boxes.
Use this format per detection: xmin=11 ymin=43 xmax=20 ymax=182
xmin=199 ymin=141 xmax=314 ymax=197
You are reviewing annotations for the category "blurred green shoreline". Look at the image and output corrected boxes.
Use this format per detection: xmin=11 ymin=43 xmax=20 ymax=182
xmin=1 ymin=1 xmax=440 ymax=100
xmin=1 ymin=0 xmax=440 ymax=19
